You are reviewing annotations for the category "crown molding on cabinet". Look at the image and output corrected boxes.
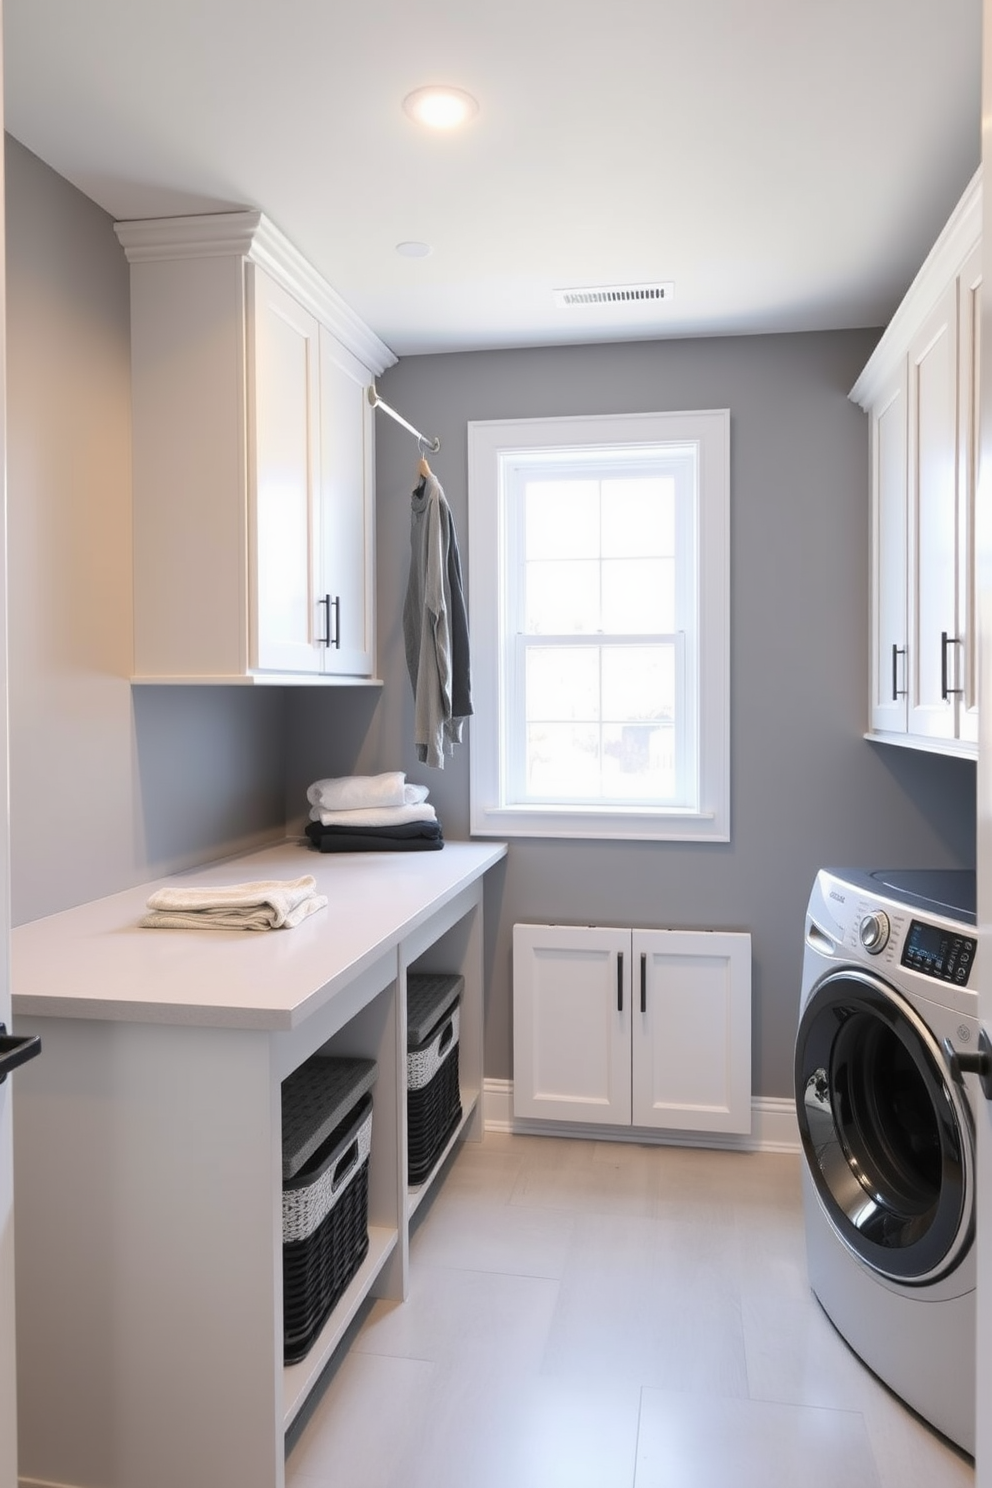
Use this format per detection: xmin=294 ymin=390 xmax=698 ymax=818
xmin=850 ymin=168 xmax=982 ymax=410
xmin=115 ymin=210 xmax=397 ymax=378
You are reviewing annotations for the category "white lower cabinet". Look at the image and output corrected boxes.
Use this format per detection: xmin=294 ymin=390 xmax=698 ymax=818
xmin=512 ymin=923 xmax=752 ymax=1136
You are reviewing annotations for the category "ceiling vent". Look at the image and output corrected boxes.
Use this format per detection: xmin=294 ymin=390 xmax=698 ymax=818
xmin=553 ymin=281 xmax=674 ymax=309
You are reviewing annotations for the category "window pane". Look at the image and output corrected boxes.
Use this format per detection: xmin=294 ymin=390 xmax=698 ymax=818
xmin=524 ymin=480 xmax=599 ymax=559
xmin=601 ymin=558 xmax=675 ymax=633
xmin=526 ymin=646 xmax=600 ymax=721
xmin=602 ymin=723 xmax=677 ymax=800
xmin=526 ymin=722 xmax=601 ymax=797
xmin=526 ymin=559 xmax=601 ymax=633
xmin=601 ymin=477 xmax=675 ymax=557
xmin=602 ymin=645 xmax=676 ymax=723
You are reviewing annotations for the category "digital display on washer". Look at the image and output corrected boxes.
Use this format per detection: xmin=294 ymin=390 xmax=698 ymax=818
xmin=900 ymin=918 xmax=975 ymax=986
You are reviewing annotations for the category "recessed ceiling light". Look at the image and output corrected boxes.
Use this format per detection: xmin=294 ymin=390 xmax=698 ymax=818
xmin=402 ymin=85 xmax=479 ymax=130
xmin=396 ymin=241 xmax=432 ymax=259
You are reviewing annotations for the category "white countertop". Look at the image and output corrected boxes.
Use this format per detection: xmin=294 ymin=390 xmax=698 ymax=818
xmin=11 ymin=839 xmax=507 ymax=1030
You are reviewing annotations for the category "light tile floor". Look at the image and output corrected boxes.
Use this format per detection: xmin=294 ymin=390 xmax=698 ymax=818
xmin=286 ymin=1132 xmax=975 ymax=1488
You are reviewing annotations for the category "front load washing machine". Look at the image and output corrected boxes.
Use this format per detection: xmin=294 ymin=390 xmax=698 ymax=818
xmin=795 ymin=867 xmax=979 ymax=1454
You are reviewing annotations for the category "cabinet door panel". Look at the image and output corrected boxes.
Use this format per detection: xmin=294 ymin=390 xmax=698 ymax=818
xmin=512 ymin=924 xmax=631 ymax=1123
xmin=957 ymin=244 xmax=982 ymax=745
xmin=871 ymin=371 xmax=909 ymax=732
xmin=632 ymin=930 xmax=751 ymax=1133
xmin=318 ymin=332 xmax=374 ymax=676
xmin=908 ymin=283 xmax=959 ymax=739
xmin=248 ymin=266 xmax=321 ymax=673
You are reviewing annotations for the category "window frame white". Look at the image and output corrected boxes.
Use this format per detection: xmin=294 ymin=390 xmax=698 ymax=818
xmin=467 ymin=409 xmax=731 ymax=842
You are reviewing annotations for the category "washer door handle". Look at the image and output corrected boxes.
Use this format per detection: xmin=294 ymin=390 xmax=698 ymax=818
xmin=943 ymin=1031 xmax=992 ymax=1101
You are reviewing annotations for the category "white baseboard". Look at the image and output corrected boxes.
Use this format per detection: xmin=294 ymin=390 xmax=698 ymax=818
xmin=482 ymin=1079 xmax=800 ymax=1154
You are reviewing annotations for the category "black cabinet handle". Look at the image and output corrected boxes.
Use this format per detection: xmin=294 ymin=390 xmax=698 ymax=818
xmin=640 ymin=953 xmax=647 ymax=1013
xmin=941 ymin=632 xmax=963 ymax=699
xmin=891 ymin=643 xmax=907 ymax=700
xmin=617 ymin=952 xmax=623 ymax=1012
xmin=319 ymin=595 xmax=341 ymax=649
xmin=0 ymin=1024 xmax=41 ymax=1085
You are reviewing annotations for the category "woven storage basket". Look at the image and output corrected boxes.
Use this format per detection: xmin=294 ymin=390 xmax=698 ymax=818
xmin=407 ymin=973 xmax=463 ymax=1188
xmin=282 ymin=1053 xmax=377 ymax=1181
xmin=282 ymin=1055 xmax=376 ymax=1365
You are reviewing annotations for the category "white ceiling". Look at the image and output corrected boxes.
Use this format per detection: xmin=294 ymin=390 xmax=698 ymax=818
xmin=2 ymin=0 xmax=983 ymax=358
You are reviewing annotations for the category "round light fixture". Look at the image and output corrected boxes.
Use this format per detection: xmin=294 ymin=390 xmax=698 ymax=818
xmin=402 ymin=85 xmax=479 ymax=130
xmin=395 ymin=241 xmax=432 ymax=259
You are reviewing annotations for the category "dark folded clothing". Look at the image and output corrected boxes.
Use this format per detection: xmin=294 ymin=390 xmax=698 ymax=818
xmin=307 ymin=820 xmax=442 ymax=841
xmin=305 ymin=820 xmax=444 ymax=853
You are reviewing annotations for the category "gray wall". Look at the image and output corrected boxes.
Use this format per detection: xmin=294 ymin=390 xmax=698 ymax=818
xmin=6 ymin=138 xmax=290 ymax=924
xmin=289 ymin=337 xmax=977 ymax=1100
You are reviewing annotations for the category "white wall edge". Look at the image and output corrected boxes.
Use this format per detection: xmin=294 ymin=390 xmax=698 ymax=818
xmin=481 ymin=1079 xmax=800 ymax=1154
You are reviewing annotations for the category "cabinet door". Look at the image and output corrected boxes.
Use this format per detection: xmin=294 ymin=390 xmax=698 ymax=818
xmin=318 ymin=331 xmax=375 ymax=676
xmin=956 ymin=243 xmax=982 ymax=746
xmin=512 ymin=924 xmax=631 ymax=1124
xmin=907 ymin=282 xmax=959 ymax=740
xmin=870 ymin=364 xmax=909 ymax=733
xmin=248 ymin=265 xmax=322 ymax=674
xmin=631 ymin=930 xmax=751 ymax=1134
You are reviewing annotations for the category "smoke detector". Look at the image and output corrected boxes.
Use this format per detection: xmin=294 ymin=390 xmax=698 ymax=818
xmin=553 ymin=281 xmax=674 ymax=309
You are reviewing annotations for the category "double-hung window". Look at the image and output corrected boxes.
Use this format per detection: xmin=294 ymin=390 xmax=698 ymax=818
xmin=467 ymin=410 xmax=730 ymax=841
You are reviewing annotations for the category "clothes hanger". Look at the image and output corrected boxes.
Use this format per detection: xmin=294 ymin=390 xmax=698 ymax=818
xmin=417 ymin=435 xmax=433 ymax=480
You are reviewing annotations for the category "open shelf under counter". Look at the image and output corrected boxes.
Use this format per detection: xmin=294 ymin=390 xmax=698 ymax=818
xmin=11 ymin=836 xmax=506 ymax=1488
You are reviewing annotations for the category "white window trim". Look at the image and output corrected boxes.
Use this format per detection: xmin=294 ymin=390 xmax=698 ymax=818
xmin=467 ymin=409 xmax=731 ymax=842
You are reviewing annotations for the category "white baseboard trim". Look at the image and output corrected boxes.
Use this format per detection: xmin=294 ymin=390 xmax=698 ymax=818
xmin=482 ymin=1079 xmax=800 ymax=1154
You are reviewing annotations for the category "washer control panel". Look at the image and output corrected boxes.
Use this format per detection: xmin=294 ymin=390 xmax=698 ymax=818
xmin=900 ymin=919 xmax=975 ymax=986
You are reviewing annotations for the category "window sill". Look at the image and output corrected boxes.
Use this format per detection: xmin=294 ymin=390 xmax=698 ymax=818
xmin=470 ymin=804 xmax=728 ymax=843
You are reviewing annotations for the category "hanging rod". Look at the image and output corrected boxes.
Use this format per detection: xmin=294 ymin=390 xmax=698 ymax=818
xmin=367 ymin=384 xmax=441 ymax=454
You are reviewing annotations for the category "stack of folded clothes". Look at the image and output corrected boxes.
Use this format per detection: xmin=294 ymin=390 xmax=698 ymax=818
xmin=304 ymin=772 xmax=444 ymax=853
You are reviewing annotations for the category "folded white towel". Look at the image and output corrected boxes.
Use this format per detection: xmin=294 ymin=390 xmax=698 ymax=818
xmin=307 ymin=773 xmax=406 ymax=812
xmin=306 ymin=774 xmax=430 ymax=812
xmin=140 ymin=875 xmax=328 ymax=932
xmin=309 ymin=803 xmax=437 ymax=828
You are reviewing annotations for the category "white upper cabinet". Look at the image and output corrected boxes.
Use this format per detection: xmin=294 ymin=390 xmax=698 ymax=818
xmin=317 ymin=329 xmax=376 ymax=677
xmin=907 ymin=281 xmax=959 ymax=741
xmin=249 ymin=265 xmax=322 ymax=674
xmin=870 ymin=359 xmax=909 ymax=733
xmin=116 ymin=212 xmax=394 ymax=685
xmin=851 ymin=172 xmax=981 ymax=756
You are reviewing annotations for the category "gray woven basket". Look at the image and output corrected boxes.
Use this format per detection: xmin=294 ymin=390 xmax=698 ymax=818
xmin=283 ymin=1097 xmax=373 ymax=1244
xmin=407 ymin=972 xmax=464 ymax=1049
xmin=281 ymin=1054 xmax=378 ymax=1181
xmin=408 ymin=1003 xmax=460 ymax=1093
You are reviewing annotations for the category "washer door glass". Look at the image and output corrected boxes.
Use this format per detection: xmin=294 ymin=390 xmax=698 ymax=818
xmin=795 ymin=969 xmax=973 ymax=1284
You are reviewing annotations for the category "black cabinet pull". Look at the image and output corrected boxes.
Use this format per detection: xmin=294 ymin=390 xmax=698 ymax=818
xmin=617 ymin=952 xmax=623 ymax=1012
xmin=891 ymin=643 xmax=907 ymax=700
xmin=0 ymin=1023 xmax=41 ymax=1085
xmin=941 ymin=632 xmax=962 ymax=699
xmin=331 ymin=595 xmax=341 ymax=650
xmin=640 ymin=953 xmax=647 ymax=1013
xmin=318 ymin=595 xmax=342 ymax=649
